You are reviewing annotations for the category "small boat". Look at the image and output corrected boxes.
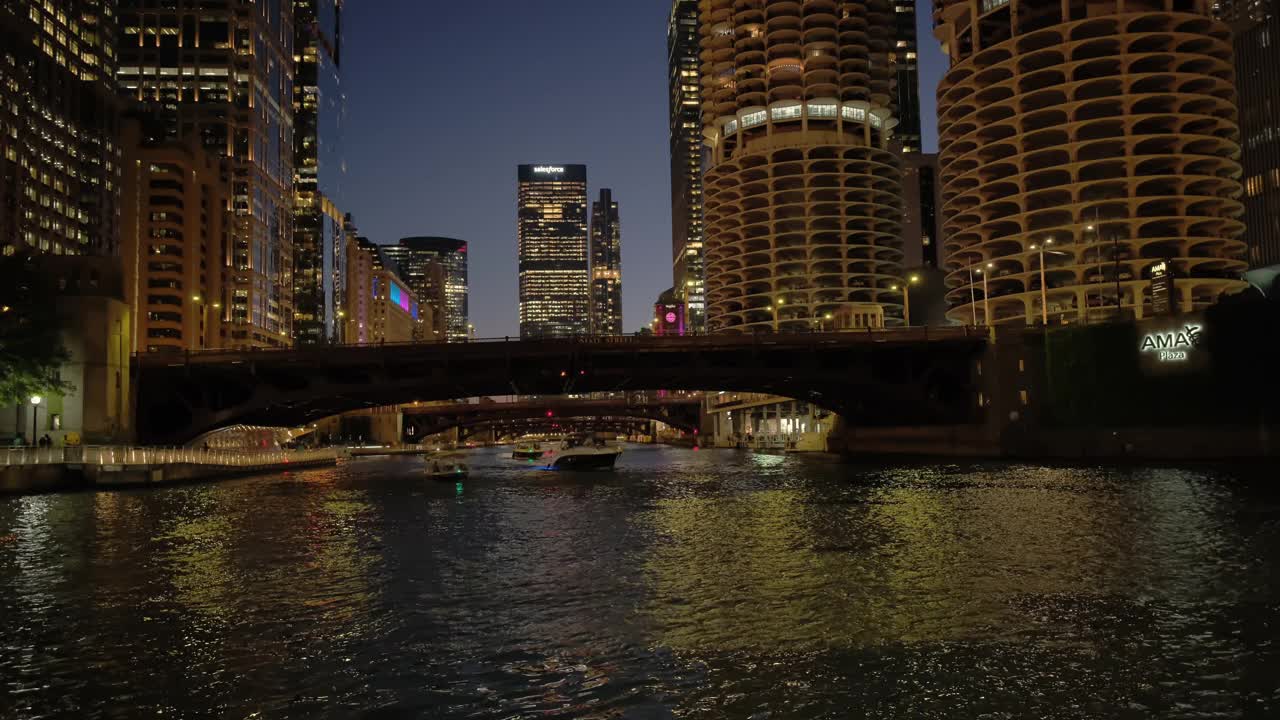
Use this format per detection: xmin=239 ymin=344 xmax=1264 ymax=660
xmin=426 ymin=453 xmax=469 ymax=481
xmin=544 ymin=435 xmax=622 ymax=471
xmin=512 ymin=442 xmax=544 ymax=460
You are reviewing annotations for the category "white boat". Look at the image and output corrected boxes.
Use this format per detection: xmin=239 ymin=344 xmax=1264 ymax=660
xmin=543 ymin=436 xmax=622 ymax=471
xmin=426 ymin=453 xmax=469 ymax=481
xmin=512 ymin=442 xmax=544 ymax=460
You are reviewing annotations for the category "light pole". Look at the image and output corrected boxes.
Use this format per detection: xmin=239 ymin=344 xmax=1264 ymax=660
xmin=975 ymin=263 xmax=993 ymax=325
xmin=890 ymin=275 xmax=918 ymax=327
xmin=29 ymin=395 xmax=41 ymax=445
xmin=1029 ymin=238 xmax=1071 ymax=326
xmin=967 ymin=263 xmax=979 ymax=326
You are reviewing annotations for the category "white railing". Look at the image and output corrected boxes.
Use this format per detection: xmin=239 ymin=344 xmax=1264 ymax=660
xmin=0 ymin=445 xmax=342 ymax=468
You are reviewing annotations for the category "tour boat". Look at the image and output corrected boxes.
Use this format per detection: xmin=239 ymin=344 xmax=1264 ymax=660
xmin=543 ymin=436 xmax=623 ymax=471
xmin=426 ymin=453 xmax=469 ymax=481
xmin=512 ymin=442 xmax=544 ymax=460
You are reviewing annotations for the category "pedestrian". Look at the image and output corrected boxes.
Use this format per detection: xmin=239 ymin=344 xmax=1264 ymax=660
xmin=42 ymin=434 xmax=53 ymax=448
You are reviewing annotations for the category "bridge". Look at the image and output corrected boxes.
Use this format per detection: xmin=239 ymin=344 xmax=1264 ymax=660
xmin=133 ymin=329 xmax=987 ymax=444
xmin=401 ymin=395 xmax=702 ymax=442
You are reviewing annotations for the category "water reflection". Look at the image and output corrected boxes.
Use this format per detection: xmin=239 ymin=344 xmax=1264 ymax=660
xmin=0 ymin=449 xmax=1277 ymax=718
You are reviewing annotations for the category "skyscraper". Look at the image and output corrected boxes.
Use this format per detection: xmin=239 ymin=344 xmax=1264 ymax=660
xmin=382 ymin=237 xmax=469 ymax=341
xmin=1222 ymin=0 xmax=1280 ymax=268
xmin=933 ymin=0 xmax=1246 ymax=325
xmin=668 ymin=0 xmax=706 ymax=333
xmin=517 ymin=164 xmax=590 ymax=338
xmin=0 ymin=0 xmax=120 ymax=257
xmin=293 ymin=0 xmax=347 ymax=345
xmin=117 ymin=0 xmax=296 ymax=348
xmin=700 ymin=0 xmax=906 ymax=332
xmin=890 ymin=0 xmax=922 ymax=154
xmin=590 ymin=189 xmax=623 ymax=335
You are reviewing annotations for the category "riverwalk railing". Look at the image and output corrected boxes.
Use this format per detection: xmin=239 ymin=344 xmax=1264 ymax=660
xmin=0 ymin=446 xmax=342 ymax=468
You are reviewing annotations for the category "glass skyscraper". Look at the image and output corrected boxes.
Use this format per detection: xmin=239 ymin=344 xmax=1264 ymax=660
xmin=590 ymin=189 xmax=623 ymax=335
xmin=1 ymin=0 xmax=120 ymax=257
xmin=1222 ymin=0 xmax=1280 ymax=268
xmin=668 ymin=0 xmax=706 ymax=333
xmin=383 ymin=236 xmax=469 ymax=341
xmin=117 ymin=0 xmax=296 ymax=348
xmin=517 ymin=164 xmax=590 ymax=338
xmin=293 ymin=0 xmax=347 ymax=345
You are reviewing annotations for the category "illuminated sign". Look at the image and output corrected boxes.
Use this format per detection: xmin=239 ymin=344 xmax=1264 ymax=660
xmin=1140 ymin=323 xmax=1202 ymax=363
xmin=389 ymin=281 xmax=412 ymax=315
xmin=665 ymin=312 xmax=677 ymax=324
xmin=533 ymin=166 xmax=565 ymax=174
xmin=1150 ymin=260 xmax=1176 ymax=317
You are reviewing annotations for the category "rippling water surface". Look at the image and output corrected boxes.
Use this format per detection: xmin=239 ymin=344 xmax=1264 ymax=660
xmin=2 ymin=446 xmax=1279 ymax=718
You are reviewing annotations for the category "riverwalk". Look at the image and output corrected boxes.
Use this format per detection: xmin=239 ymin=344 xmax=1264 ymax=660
xmin=0 ymin=446 xmax=342 ymax=493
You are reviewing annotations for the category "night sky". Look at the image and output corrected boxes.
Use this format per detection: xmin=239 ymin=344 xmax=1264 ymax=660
xmin=343 ymin=0 xmax=947 ymax=338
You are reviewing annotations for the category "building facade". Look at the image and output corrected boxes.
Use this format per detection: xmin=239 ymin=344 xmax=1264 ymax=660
xmin=901 ymin=152 xmax=942 ymax=270
xmin=117 ymin=0 xmax=296 ymax=348
xmin=343 ymin=234 xmax=427 ymax=345
xmin=700 ymin=0 xmax=907 ymax=332
xmin=1224 ymin=0 xmax=1280 ymax=268
xmin=517 ymin=164 xmax=590 ymax=338
xmin=933 ymin=0 xmax=1247 ymax=325
xmin=383 ymin=236 xmax=468 ymax=341
xmin=120 ymin=122 xmax=229 ymax=353
xmin=0 ymin=0 xmax=120 ymax=258
xmin=890 ymin=0 xmax=922 ymax=154
xmin=669 ymin=0 xmax=707 ymax=333
xmin=590 ymin=189 xmax=623 ymax=335
xmin=293 ymin=0 xmax=347 ymax=345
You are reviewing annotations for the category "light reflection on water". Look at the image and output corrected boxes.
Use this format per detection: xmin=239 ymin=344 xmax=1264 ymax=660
xmin=0 ymin=447 xmax=1278 ymax=718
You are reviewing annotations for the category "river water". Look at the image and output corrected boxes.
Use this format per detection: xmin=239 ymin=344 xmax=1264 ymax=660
xmin=1 ymin=446 xmax=1278 ymax=718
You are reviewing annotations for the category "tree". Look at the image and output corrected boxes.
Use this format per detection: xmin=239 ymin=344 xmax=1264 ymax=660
xmin=0 ymin=253 xmax=73 ymax=408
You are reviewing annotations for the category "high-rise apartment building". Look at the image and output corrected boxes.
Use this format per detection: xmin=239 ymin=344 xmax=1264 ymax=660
xmin=902 ymin=153 xmax=942 ymax=269
xmin=517 ymin=164 xmax=590 ymax=338
xmin=117 ymin=0 xmax=296 ymax=348
xmin=0 ymin=0 xmax=120 ymax=257
xmin=933 ymin=0 xmax=1246 ymax=325
xmin=890 ymin=0 xmax=922 ymax=154
xmin=700 ymin=0 xmax=906 ymax=332
xmin=383 ymin=236 xmax=469 ymax=341
xmin=590 ymin=189 xmax=623 ymax=335
xmin=1222 ymin=0 xmax=1280 ymax=268
xmin=293 ymin=0 xmax=347 ymax=345
xmin=668 ymin=0 xmax=706 ymax=332
xmin=120 ymin=120 xmax=229 ymax=353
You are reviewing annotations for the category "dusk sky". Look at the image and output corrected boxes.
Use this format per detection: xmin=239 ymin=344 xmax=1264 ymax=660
xmin=343 ymin=1 xmax=947 ymax=338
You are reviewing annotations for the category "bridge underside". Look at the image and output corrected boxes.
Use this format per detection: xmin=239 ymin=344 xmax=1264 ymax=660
xmin=134 ymin=335 xmax=985 ymax=444
xmin=402 ymin=401 xmax=701 ymax=440
xmin=452 ymin=418 xmax=660 ymax=443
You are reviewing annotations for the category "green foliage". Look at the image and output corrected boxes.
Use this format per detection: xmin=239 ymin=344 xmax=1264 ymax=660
xmin=0 ymin=254 xmax=74 ymax=408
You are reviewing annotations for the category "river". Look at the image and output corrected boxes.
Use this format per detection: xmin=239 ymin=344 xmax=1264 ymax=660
xmin=1 ymin=446 xmax=1278 ymax=718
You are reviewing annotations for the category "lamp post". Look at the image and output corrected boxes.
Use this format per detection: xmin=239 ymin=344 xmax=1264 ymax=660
xmin=975 ymin=263 xmax=993 ymax=325
xmin=1029 ymin=238 xmax=1071 ymax=326
xmin=966 ymin=263 xmax=979 ymax=326
xmin=890 ymin=275 xmax=918 ymax=327
xmin=29 ymin=395 xmax=41 ymax=445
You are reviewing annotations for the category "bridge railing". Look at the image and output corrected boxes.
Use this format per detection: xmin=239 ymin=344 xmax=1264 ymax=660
xmin=0 ymin=446 xmax=342 ymax=468
xmin=135 ymin=325 xmax=988 ymax=366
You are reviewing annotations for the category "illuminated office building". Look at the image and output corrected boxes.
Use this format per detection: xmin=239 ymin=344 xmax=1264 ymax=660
xmin=590 ymin=189 xmax=623 ymax=335
xmin=700 ymin=0 xmax=906 ymax=332
xmin=293 ymin=0 xmax=347 ymax=345
xmin=0 ymin=0 xmax=120 ymax=257
xmin=934 ymin=0 xmax=1246 ymax=325
xmin=890 ymin=0 xmax=922 ymax=153
xmin=383 ymin=236 xmax=469 ymax=341
xmin=669 ymin=0 xmax=706 ymax=332
xmin=1222 ymin=0 xmax=1280 ymax=268
xmin=517 ymin=164 xmax=590 ymax=338
xmin=117 ymin=0 xmax=296 ymax=348
xmin=120 ymin=121 xmax=229 ymax=353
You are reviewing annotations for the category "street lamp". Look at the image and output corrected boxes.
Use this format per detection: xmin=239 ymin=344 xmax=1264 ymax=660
xmin=974 ymin=263 xmax=993 ymax=326
xmin=29 ymin=395 xmax=41 ymax=445
xmin=1029 ymin=238 xmax=1071 ymax=326
xmin=891 ymin=275 xmax=920 ymax=327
